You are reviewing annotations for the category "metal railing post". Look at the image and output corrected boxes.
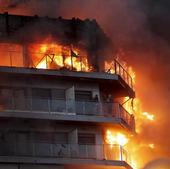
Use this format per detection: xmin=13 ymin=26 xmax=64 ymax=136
xmin=68 ymin=144 xmax=71 ymax=158
xmin=114 ymin=60 xmax=117 ymax=74
xmin=33 ymin=142 xmax=35 ymax=157
xmin=113 ymin=59 xmax=134 ymax=90
xmin=120 ymin=145 xmax=123 ymax=161
xmin=48 ymin=99 xmax=51 ymax=114
xmin=86 ymin=145 xmax=88 ymax=158
xmin=30 ymin=97 xmax=33 ymax=113
xmin=83 ymin=102 xmax=86 ymax=115
xmin=49 ymin=143 xmax=52 ymax=157
xmin=103 ymin=144 xmax=106 ymax=160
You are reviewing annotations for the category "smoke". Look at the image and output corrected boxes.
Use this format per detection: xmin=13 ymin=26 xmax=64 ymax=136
xmin=0 ymin=0 xmax=61 ymax=16
xmin=1 ymin=0 xmax=170 ymax=168
xmin=143 ymin=158 xmax=170 ymax=169
xmin=0 ymin=0 xmax=30 ymax=9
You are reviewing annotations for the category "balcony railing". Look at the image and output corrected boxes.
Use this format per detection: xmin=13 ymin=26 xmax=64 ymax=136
xmin=0 ymin=142 xmax=130 ymax=164
xmin=0 ymin=43 xmax=134 ymax=90
xmin=106 ymin=59 xmax=134 ymax=89
xmin=0 ymin=98 xmax=135 ymax=130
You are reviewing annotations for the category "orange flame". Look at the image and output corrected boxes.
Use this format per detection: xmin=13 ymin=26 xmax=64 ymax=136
xmin=142 ymin=112 xmax=155 ymax=121
xmin=0 ymin=41 xmax=158 ymax=169
xmin=28 ymin=38 xmax=91 ymax=72
xmin=105 ymin=130 xmax=129 ymax=146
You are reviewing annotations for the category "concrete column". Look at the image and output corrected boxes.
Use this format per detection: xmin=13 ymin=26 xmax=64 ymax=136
xmin=66 ymin=86 xmax=75 ymax=114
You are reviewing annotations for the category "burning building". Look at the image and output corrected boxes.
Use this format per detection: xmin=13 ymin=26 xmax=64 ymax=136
xmin=0 ymin=12 xmax=135 ymax=169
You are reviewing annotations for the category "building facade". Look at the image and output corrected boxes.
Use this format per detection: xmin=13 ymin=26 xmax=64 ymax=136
xmin=0 ymin=13 xmax=135 ymax=169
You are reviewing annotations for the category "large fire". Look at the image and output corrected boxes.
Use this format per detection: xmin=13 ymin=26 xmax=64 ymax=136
xmin=106 ymin=130 xmax=129 ymax=146
xmin=28 ymin=38 xmax=92 ymax=72
xmin=104 ymin=62 xmax=157 ymax=169
xmin=0 ymin=40 xmax=157 ymax=169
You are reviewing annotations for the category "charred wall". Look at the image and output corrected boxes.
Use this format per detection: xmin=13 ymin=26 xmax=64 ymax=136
xmin=0 ymin=12 xmax=113 ymax=70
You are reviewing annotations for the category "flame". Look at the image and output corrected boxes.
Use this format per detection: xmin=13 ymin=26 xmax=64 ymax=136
xmin=142 ymin=112 xmax=155 ymax=121
xmin=148 ymin=143 xmax=155 ymax=149
xmin=0 ymin=42 xmax=158 ymax=169
xmin=105 ymin=130 xmax=129 ymax=146
xmin=28 ymin=38 xmax=91 ymax=72
xmin=104 ymin=130 xmax=130 ymax=163
xmin=120 ymin=62 xmax=157 ymax=169
xmin=104 ymin=59 xmax=157 ymax=169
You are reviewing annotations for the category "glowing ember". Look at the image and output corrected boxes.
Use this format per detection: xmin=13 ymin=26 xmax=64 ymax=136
xmin=142 ymin=112 xmax=155 ymax=121
xmin=148 ymin=143 xmax=155 ymax=149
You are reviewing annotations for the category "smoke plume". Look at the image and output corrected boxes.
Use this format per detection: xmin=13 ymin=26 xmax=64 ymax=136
xmin=0 ymin=0 xmax=170 ymax=168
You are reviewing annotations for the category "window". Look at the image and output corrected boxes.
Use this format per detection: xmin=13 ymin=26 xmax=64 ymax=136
xmin=31 ymin=88 xmax=67 ymax=112
xmin=32 ymin=88 xmax=51 ymax=111
xmin=33 ymin=132 xmax=68 ymax=144
xmin=0 ymin=88 xmax=13 ymax=109
xmin=33 ymin=132 xmax=53 ymax=143
xmin=0 ymin=87 xmax=29 ymax=110
xmin=10 ymin=44 xmax=24 ymax=67
xmin=32 ymin=88 xmax=51 ymax=99
xmin=75 ymin=90 xmax=92 ymax=101
xmin=54 ymin=132 xmax=68 ymax=144
xmin=78 ymin=133 xmax=96 ymax=145
xmin=53 ymin=89 xmax=65 ymax=100
xmin=13 ymin=88 xmax=28 ymax=110
xmin=51 ymin=89 xmax=66 ymax=112
xmin=0 ymin=43 xmax=24 ymax=67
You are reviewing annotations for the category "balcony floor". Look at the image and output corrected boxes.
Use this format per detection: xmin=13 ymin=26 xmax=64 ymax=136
xmin=0 ymin=156 xmax=133 ymax=169
xmin=0 ymin=110 xmax=134 ymax=132
xmin=0 ymin=66 xmax=135 ymax=98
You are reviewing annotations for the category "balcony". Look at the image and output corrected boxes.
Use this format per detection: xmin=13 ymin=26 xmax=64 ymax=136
xmin=0 ymin=43 xmax=135 ymax=98
xmin=106 ymin=59 xmax=134 ymax=90
xmin=0 ymin=142 xmax=131 ymax=168
xmin=0 ymin=98 xmax=135 ymax=131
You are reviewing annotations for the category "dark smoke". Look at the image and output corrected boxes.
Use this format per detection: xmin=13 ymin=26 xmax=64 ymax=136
xmin=0 ymin=0 xmax=170 ymax=168
xmin=0 ymin=0 xmax=29 ymax=9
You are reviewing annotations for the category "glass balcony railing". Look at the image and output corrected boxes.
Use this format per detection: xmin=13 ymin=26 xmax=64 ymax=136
xmin=0 ymin=142 xmax=130 ymax=164
xmin=0 ymin=98 xmax=135 ymax=130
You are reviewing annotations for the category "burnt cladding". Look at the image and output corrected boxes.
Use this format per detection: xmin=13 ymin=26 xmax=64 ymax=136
xmin=0 ymin=13 xmax=113 ymax=71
